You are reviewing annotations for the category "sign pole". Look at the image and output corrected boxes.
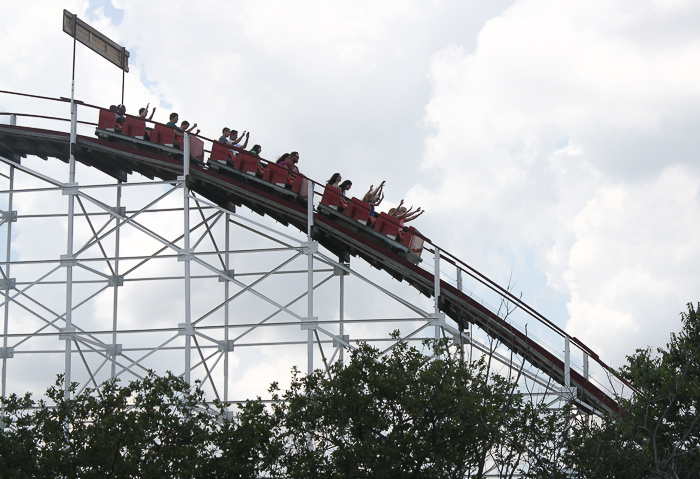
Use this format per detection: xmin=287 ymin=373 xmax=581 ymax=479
xmin=63 ymin=13 xmax=79 ymax=397
xmin=61 ymin=10 xmax=130 ymax=396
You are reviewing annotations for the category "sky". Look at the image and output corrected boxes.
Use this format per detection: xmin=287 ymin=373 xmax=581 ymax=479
xmin=1 ymin=0 xmax=700 ymax=395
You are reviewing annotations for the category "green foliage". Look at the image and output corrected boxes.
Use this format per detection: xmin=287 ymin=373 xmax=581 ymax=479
xmin=268 ymin=340 xmax=570 ymax=478
xmin=0 ymin=339 xmax=578 ymax=478
xmin=5 ymin=305 xmax=698 ymax=477
xmin=209 ymin=398 xmax=283 ymax=477
xmin=567 ymin=303 xmax=700 ymax=478
xmin=0 ymin=372 xmax=273 ymax=478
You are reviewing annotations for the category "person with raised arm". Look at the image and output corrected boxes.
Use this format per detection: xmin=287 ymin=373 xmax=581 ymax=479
xmin=139 ymin=103 xmax=156 ymax=140
xmin=391 ymin=201 xmax=425 ymax=225
xmin=138 ymin=103 xmax=156 ymax=121
xmin=363 ymin=180 xmax=385 ymax=217
xmin=228 ymin=130 xmax=249 ymax=149
xmin=180 ymin=120 xmax=200 ymax=136
xmin=387 ymin=199 xmax=403 ymax=218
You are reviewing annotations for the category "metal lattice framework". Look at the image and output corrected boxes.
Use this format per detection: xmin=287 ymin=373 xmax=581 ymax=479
xmin=0 ymin=94 xmax=632 ymax=420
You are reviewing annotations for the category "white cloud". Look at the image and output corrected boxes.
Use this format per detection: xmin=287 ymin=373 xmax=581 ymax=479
xmin=422 ymin=0 xmax=700 ymax=363
xmin=562 ymin=166 xmax=700 ymax=363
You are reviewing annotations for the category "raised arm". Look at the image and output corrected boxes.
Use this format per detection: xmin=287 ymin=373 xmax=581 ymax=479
xmin=396 ymin=205 xmax=416 ymax=220
xmin=375 ymin=192 xmax=384 ymax=206
xmin=404 ymin=208 xmax=424 ymax=222
xmin=148 ymin=106 xmax=156 ymax=121
xmin=388 ymin=200 xmax=405 ymax=217
xmin=239 ymin=131 xmax=250 ymax=149
xmin=233 ymin=131 xmax=246 ymax=144
xmin=375 ymin=180 xmax=386 ymax=197
xmin=367 ymin=181 xmax=387 ymax=203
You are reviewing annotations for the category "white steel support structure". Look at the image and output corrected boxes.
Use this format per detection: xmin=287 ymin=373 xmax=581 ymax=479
xmin=0 ymin=99 xmax=629 ymax=423
xmin=0 ymin=148 xmax=613 ymax=415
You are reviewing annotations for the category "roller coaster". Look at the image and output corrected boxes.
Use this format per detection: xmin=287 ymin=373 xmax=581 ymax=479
xmin=0 ymin=91 xmax=632 ymax=414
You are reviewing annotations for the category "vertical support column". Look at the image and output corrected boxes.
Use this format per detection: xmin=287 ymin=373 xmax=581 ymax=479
xmin=564 ymin=336 xmax=571 ymax=392
xmin=456 ymin=268 xmax=464 ymax=364
xmin=306 ymin=180 xmax=314 ymax=376
xmin=224 ymin=213 xmax=231 ymax=403
xmin=339 ymin=263 xmax=345 ymax=365
xmin=110 ymin=183 xmax=122 ymax=378
xmin=1 ymin=146 xmax=16 ymax=422
xmin=433 ymin=246 xmax=441 ymax=340
xmin=182 ymin=132 xmax=192 ymax=384
xmin=64 ymin=99 xmax=78 ymax=396
xmin=305 ymin=180 xmax=316 ymax=453
xmin=583 ymin=351 xmax=589 ymax=380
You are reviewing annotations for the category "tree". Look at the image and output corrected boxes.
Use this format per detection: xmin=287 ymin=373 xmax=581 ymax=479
xmin=268 ymin=337 xmax=570 ymax=478
xmin=207 ymin=397 xmax=283 ymax=478
xmin=0 ymin=372 xmax=273 ymax=478
xmin=1 ymin=338 xmax=575 ymax=478
xmin=567 ymin=303 xmax=700 ymax=478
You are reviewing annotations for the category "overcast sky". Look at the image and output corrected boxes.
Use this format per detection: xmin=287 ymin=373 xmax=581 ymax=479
xmin=2 ymin=0 xmax=700 ymax=387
